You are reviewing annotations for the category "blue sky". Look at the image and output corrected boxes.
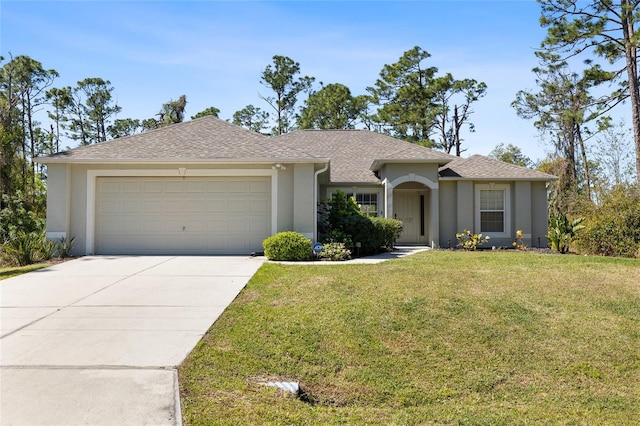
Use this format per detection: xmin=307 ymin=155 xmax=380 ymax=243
xmin=2 ymin=0 xmax=552 ymax=159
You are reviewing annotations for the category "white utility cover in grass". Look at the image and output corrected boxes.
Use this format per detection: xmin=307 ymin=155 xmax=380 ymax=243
xmin=95 ymin=176 xmax=270 ymax=254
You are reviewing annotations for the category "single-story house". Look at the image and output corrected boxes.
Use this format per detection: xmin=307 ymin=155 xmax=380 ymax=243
xmin=37 ymin=116 xmax=555 ymax=255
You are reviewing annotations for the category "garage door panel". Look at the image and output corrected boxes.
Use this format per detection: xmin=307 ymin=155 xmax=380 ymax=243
xmin=228 ymin=200 xmax=247 ymax=212
xmin=183 ymin=200 xmax=206 ymax=212
xmin=249 ymin=219 xmax=270 ymax=233
xmin=250 ymin=180 xmax=269 ymax=193
xmin=100 ymin=181 xmax=121 ymax=193
xmin=99 ymin=218 xmax=121 ymax=234
xmin=251 ymin=200 xmax=269 ymax=212
xmin=143 ymin=201 xmax=162 ymax=213
xmin=228 ymin=181 xmax=247 ymax=192
xmin=99 ymin=200 xmax=121 ymax=213
xmin=144 ymin=181 xmax=162 ymax=193
xmin=206 ymin=181 xmax=226 ymax=192
xmin=164 ymin=200 xmax=183 ymax=213
xmin=164 ymin=181 xmax=183 ymax=192
xmin=186 ymin=181 xmax=205 ymax=192
xmin=207 ymin=219 xmax=228 ymax=232
xmin=227 ymin=219 xmax=247 ymax=232
xmin=183 ymin=220 xmax=206 ymax=233
xmin=122 ymin=182 xmax=141 ymax=193
xmin=207 ymin=200 xmax=226 ymax=212
xmin=142 ymin=219 xmax=164 ymax=233
xmin=96 ymin=176 xmax=271 ymax=254
xmin=121 ymin=220 xmax=140 ymax=233
xmin=121 ymin=201 xmax=141 ymax=213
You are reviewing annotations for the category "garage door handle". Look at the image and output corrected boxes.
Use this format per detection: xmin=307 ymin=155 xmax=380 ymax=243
xmin=182 ymin=226 xmax=186 ymax=231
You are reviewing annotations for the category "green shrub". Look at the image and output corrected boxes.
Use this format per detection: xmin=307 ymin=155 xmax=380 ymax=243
xmin=456 ymin=229 xmax=490 ymax=250
xmin=0 ymin=191 xmax=46 ymax=243
xmin=318 ymin=191 xmax=403 ymax=255
xmin=319 ymin=242 xmax=351 ymax=261
xmin=372 ymin=217 xmax=404 ymax=249
xmin=576 ymin=186 xmax=640 ymax=258
xmin=548 ymin=213 xmax=585 ymax=253
xmin=2 ymin=231 xmax=55 ymax=266
xmin=338 ymin=214 xmax=377 ymax=253
xmin=262 ymin=231 xmax=312 ymax=261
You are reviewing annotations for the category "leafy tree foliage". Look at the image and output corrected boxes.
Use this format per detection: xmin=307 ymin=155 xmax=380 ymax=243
xmin=431 ymin=74 xmax=487 ymax=155
xmin=367 ymin=46 xmax=437 ymax=145
xmin=591 ymin=119 xmax=638 ymax=192
xmin=45 ymin=86 xmax=72 ymax=152
xmin=368 ymin=46 xmax=486 ymax=153
xmin=0 ymin=189 xmax=46 ymax=243
xmin=0 ymin=55 xmax=58 ymax=209
xmin=259 ymin=55 xmax=314 ymax=135
xmin=0 ymin=55 xmax=58 ymax=187
xmin=576 ymin=184 xmax=640 ymax=258
xmin=513 ymin=55 xmax=613 ymax=210
xmin=76 ymin=77 xmax=121 ymax=143
xmin=298 ymin=83 xmax=368 ymax=129
xmin=191 ymin=106 xmax=220 ymax=120
xmin=157 ymin=94 xmax=187 ymax=127
xmin=232 ymin=104 xmax=270 ymax=134
xmin=49 ymin=78 xmax=121 ymax=146
xmin=538 ymin=0 xmax=640 ymax=189
xmin=489 ymin=143 xmax=533 ymax=167
xmin=76 ymin=77 xmax=122 ymax=142
xmin=108 ymin=118 xmax=142 ymax=139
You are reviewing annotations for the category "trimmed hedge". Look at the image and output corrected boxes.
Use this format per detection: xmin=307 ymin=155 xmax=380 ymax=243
xmin=262 ymin=231 xmax=312 ymax=261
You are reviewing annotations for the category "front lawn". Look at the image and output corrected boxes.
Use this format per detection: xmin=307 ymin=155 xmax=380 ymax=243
xmin=0 ymin=263 xmax=49 ymax=280
xmin=179 ymin=251 xmax=640 ymax=425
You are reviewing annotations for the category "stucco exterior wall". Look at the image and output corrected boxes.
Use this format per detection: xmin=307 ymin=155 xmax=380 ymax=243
xmin=531 ymin=181 xmax=550 ymax=248
xmin=276 ymin=166 xmax=294 ymax=232
xmin=292 ymin=163 xmax=315 ymax=239
xmin=438 ymin=180 xmax=457 ymax=248
xmin=437 ymin=179 xmax=550 ymax=249
xmin=69 ymin=164 xmax=89 ymax=255
xmin=514 ymin=181 xmax=532 ymax=247
xmin=45 ymin=164 xmax=69 ymax=242
xmin=456 ymin=181 xmax=474 ymax=233
xmin=380 ymin=163 xmax=440 ymax=184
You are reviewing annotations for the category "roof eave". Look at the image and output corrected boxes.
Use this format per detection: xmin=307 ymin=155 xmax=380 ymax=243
xmin=370 ymin=158 xmax=452 ymax=171
xmin=438 ymin=176 xmax=558 ymax=181
xmin=36 ymin=157 xmax=331 ymax=165
xmin=328 ymin=180 xmax=383 ymax=186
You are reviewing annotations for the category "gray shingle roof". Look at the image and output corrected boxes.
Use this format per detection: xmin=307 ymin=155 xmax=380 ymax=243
xmin=275 ymin=129 xmax=455 ymax=183
xmin=38 ymin=116 xmax=322 ymax=163
xmin=38 ymin=117 xmax=554 ymax=183
xmin=438 ymin=154 xmax=556 ymax=180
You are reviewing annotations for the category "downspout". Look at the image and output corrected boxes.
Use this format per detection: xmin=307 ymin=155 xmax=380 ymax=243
xmin=382 ymin=178 xmax=388 ymax=218
xmin=313 ymin=162 xmax=329 ymax=242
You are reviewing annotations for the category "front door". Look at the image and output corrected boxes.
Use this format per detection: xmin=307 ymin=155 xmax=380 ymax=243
xmin=395 ymin=192 xmax=421 ymax=244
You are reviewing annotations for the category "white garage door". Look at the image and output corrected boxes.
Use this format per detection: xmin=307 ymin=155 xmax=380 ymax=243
xmin=95 ymin=177 xmax=271 ymax=254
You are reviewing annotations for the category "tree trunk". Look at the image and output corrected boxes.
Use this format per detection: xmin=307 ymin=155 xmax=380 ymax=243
xmin=576 ymin=126 xmax=591 ymax=200
xmin=621 ymin=0 xmax=640 ymax=190
xmin=454 ymin=105 xmax=462 ymax=157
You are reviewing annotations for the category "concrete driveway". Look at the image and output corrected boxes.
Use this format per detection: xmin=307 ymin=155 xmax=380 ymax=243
xmin=0 ymin=255 xmax=264 ymax=426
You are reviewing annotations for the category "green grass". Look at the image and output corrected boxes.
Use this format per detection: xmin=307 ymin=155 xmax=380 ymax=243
xmin=179 ymin=251 xmax=640 ymax=425
xmin=0 ymin=263 xmax=49 ymax=280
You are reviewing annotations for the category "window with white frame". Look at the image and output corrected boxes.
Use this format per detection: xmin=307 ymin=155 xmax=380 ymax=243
xmin=475 ymin=184 xmax=510 ymax=237
xmin=355 ymin=193 xmax=378 ymax=217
